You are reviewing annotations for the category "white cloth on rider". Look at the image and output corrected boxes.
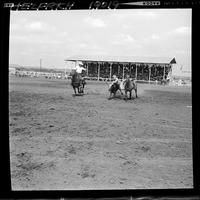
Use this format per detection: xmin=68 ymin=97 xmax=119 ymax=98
xmin=120 ymin=79 xmax=126 ymax=90
xmin=111 ymin=77 xmax=119 ymax=85
xmin=75 ymin=65 xmax=86 ymax=73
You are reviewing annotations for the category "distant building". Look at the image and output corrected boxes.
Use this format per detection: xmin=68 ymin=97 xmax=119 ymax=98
xmin=171 ymin=63 xmax=191 ymax=80
xmin=9 ymin=67 xmax=16 ymax=75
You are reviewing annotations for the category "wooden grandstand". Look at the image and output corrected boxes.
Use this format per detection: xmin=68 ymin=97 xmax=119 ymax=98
xmin=65 ymin=55 xmax=177 ymax=83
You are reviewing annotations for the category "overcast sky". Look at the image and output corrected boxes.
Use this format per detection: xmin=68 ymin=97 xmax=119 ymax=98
xmin=9 ymin=9 xmax=191 ymax=70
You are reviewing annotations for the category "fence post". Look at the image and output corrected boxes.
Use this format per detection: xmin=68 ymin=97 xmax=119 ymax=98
xmin=136 ymin=64 xmax=137 ymax=80
xmin=122 ymin=63 xmax=124 ymax=79
xmin=163 ymin=64 xmax=166 ymax=79
xmin=110 ymin=63 xmax=112 ymax=81
xmin=86 ymin=62 xmax=88 ymax=77
xmin=149 ymin=64 xmax=151 ymax=84
xmin=97 ymin=62 xmax=100 ymax=81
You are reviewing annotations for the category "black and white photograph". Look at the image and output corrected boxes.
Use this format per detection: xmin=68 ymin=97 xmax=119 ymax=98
xmin=8 ymin=8 xmax=192 ymax=190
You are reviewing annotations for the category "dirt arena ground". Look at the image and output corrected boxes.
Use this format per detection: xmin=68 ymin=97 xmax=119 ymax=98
xmin=9 ymin=76 xmax=193 ymax=190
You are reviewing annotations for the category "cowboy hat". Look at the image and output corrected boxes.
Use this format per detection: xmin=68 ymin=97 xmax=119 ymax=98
xmin=78 ymin=61 xmax=83 ymax=65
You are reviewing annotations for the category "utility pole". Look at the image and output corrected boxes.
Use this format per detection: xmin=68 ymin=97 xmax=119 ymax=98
xmin=40 ymin=59 xmax=42 ymax=72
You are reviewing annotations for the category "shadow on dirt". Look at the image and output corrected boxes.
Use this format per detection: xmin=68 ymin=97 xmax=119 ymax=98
xmin=108 ymin=95 xmax=138 ymax=101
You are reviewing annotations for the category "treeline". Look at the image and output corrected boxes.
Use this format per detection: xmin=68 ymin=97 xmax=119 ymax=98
xmin=15 ymin=67 xmax=65 ymax=73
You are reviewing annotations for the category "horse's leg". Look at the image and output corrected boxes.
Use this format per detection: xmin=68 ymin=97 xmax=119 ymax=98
xmin=80 ymin=85 xmax=83 ymax=93
xmin=135 ymin=88 xmax=138 ymax=98
xmin=124 ymin=91 xmax=128 ymax=100
xmin=119 ymin=88 xmax=123 ymax=95
xmin=82 ymin=84 xmax=84 ymax=93
xmin=129 ymin=91 xmax=132 ymax=99
xmin=77 ymin=86 xmax=80 ymax=93
xmin=78 ymin=84 xmax=82 ymax=93
xmin=73 ymin=86 xmax=76 ymax=95
xmin=108 ymin=92 xmax=112 ymax=100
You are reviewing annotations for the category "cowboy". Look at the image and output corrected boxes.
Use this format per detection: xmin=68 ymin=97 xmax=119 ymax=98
xmin=109 ymin=75 xmax=123 ymax=95
xmin=110 ymin=75 xmax=120 ymax=88
xmin=75 ymin=61 xmax=86 ymax=80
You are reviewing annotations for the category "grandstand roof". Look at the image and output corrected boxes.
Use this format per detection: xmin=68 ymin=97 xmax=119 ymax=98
xmin=65 ymin=55 xmax=176 ymax=65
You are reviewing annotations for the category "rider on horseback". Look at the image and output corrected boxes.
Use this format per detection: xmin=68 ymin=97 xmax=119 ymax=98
xmin=109 ymin=75 xmax=123 ymax=95
xmin=109 ymin=75 xmax=120 ymax=89
xmin=71 ymin=61 xmax=86 ymax=94
xmin=75 ymin=61 xmax=86 ymax=83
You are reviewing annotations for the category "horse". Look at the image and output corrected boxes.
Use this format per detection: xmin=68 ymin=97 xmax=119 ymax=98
xmin=71 ymin=72 xmax=86 ymax=95
xmin=123 ymin=78 xmax=138 ymax=100
xmin=108 ymin=82 xmax=123 ymax=99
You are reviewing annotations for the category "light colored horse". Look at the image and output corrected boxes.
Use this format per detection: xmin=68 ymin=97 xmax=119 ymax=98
xmin=123 ymin=77 xmax=138 ymax=100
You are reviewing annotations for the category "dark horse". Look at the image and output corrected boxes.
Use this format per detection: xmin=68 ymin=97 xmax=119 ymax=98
xmin=71 ymin=72 xmax=86 ymax=95
xmin=108 ymin=82 xmax=123 ymax=99
xmin=123 ymin=77 xmax=138 ymax=100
